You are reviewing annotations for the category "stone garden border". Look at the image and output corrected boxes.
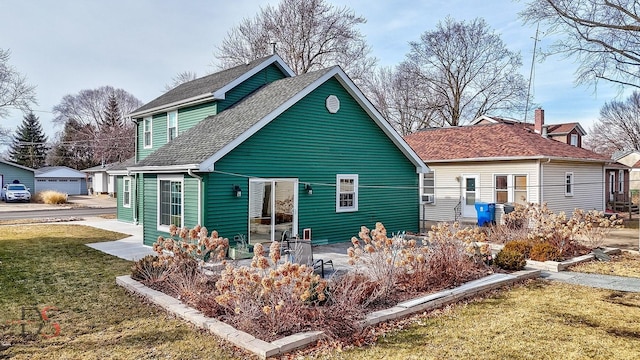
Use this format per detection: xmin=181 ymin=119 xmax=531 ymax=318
xmin=117 ymin=269 xmax=540 ymax=359
xmin=524 ymin=247 xmax=621 ymax=272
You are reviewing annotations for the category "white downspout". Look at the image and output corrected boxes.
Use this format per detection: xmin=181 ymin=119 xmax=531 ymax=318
xmin=187 ymin=169 xmax=202 ymax=225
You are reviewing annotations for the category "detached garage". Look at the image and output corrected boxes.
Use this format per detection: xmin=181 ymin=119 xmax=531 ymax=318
xmin=35 ymin=166 xmax=88 ymax=195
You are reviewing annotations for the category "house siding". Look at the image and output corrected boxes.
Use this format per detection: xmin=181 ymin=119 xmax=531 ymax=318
xmin=142 ymin=174 xmax=201 ymax=246
xmin=203 ymin=77 xmax=419 ymax=245
xmin=0 ymin=162 xmax=34 ymax=190
xmin=423 ymin=161 xmax=539 ymax=223
xmin=541 ymin=161 xmax=604 ymax=214
xmin=116 ymin=176 xmax=134 ymax=223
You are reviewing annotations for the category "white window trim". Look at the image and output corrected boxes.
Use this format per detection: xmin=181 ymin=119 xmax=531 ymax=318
xmin=570 ymin=133 xmax=578 ymax=147
xmin=420 ymin=171 xmax=435 ymax=205
xmin=618 ymin=169 xmax=624 ymax=194
xmin=167 ymin=111 xmax=178 ymax=141
xmin=143 ymin=116 xmax=152 ymax=149
xmin=493 ymin=174 xmax=528 ymax=204
xmin=122 ymin=176 xmax=131 ymax=208
xmin=565 ymin=172 xmax=574 ymax=197
xmin=336 ymin=174 xmax=358 ymax=213
xmin=157 ymin=174 xmax=184 ymax=232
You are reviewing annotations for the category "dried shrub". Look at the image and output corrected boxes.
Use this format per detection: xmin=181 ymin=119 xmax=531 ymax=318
xmin=153 ymin=224 xmax=229 ymax=266
xmin=529 ymin=242 xmax=562 ymax=262
xmin=494 ymin=249 xmax=526 ymax=271
xmin=348 ymin=223 xmax=429 ymax=298
xmin=131 ymin=255 xmax=168 ymax=284
xmin=503 ymin=239 xmax=533 ymax=259
xmin=34 ymin=190 xmax=67 ymax=204
xmin=214 ymin=242 xmax=330 ymax=341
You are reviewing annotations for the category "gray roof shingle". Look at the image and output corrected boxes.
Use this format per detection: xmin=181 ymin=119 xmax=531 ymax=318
xmin=134 ymin=67 xmax=335 ymax=168
xmin=131 ymin=56 xmax=279 ymax=115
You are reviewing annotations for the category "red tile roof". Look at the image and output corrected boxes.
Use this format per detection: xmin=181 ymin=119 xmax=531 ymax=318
xmin=404 ymin=123 xmax=611 ymax=163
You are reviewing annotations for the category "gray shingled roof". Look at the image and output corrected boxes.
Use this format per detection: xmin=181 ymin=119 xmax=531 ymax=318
xmin=134 ymin=67 xmax=335 ymax=168
xmin=131 ymin=56 xmax=276 ymax=115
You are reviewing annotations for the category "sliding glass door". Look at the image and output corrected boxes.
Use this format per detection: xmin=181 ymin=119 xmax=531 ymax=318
xmin=248 ymin=179 xmax=298 ymax=243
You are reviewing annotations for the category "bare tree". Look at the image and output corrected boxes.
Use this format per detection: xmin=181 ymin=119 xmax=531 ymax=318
xmin=164 ymin=71 xmax=198 ymax=92
xmin=51 ymin=86 xmax=142 ymax=165
xmin=0 ymin=48 xmax=37 ymax=119
xmin=405 ymin=17 xmax=528 ymax=127
xmin=365 ymin=64 xmax=437 ymax=135
xmin=520 ymin=0 xmax=640 ymax=89
xmin=584 ymin=91 xmax=640 ymax=156
xmin=214 ymin=0 xmax=376 ymax=85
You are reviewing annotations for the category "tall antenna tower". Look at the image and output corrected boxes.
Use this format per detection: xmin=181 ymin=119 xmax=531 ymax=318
xmin=524 ymin=24 xmax=540 ymax=124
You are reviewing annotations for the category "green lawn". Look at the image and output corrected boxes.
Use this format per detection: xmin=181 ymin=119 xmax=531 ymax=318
xmin=0 ymin=224 xmax=237 ymax=359
xmin=1 ymin=224 xmax=639 ymax=359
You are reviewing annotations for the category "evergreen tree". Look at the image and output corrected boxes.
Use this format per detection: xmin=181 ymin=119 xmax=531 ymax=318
xmin=101 ymin=94 xmax=121 ymax=128
xmin=47 ymin=119 xmax=96 ymax=170
xmin=96 ymin=94 xmax=132 ymax=164
xmin=8 ymin=112 xmax=48 ymax=168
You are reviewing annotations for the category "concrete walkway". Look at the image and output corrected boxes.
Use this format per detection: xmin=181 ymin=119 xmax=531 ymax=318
xmin=541 ymin=271 xmax=640 ymax=292
xmin=82 ymin=218 xmax=155 ymax=261
xmin=80 ymin=218 xmax=640 ymax=292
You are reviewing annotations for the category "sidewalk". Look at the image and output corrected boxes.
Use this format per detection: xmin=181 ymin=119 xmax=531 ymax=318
xmin=81 ymin=218 xmax=640 ymax=292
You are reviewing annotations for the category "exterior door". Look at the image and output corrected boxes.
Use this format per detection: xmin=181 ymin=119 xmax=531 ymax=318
xmin=462 ymin=175 xmax=479 ymax=218
xmin=248 ymin=178 xmax=298 ymax=243
xmin=609 ymin=172 xmax=615 ymax=202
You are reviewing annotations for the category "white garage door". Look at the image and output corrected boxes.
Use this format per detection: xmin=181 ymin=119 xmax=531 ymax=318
xmin=35 ymin=178 xmax=82 ymax=195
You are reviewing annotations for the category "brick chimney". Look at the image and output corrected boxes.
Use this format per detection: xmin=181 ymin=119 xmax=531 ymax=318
xmin=534 ymin=108 xmax=544 ymax=134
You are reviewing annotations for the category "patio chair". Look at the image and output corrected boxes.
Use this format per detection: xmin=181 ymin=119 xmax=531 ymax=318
xmin=281 ymin=238 xmax=333 ymax=278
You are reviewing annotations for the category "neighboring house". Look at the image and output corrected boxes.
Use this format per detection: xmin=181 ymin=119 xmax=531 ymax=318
xmin=118 ymin=54 xmax=427 ymax=246
xmin=614 ymin=150 xmax=640 ymax=193
xmin=404 ymin=122 xmax=616 ymax=224
xmin=472 ymin=108 xmax=586 ymax=147
xmin=83 ymin=162 xmax=124 ymax=195
xmin=34 ymin=166 xmax=88 ymax=195
xmin=0 ymin=160 xmax=35 ymax=191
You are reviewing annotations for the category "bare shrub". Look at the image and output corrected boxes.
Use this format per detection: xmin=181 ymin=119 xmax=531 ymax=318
xmin=424 ymin=237 xmax=489 ymax=289
xmin=153 ymin=224 xmax=229 ymax=266
xmin=130 ymin=255 xmax=168 ymax=284
xmin=34 ymin=190 xmax=67 ymax=204
xmin=214 ymin=243 xmax=330 ymax=341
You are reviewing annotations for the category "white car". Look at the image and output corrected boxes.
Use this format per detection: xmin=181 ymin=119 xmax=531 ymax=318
xmin=1 ymin=184 xmax=31 ymax=203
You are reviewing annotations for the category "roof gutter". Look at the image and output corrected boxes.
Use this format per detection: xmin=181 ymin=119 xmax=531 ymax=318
xmin=127 ymin=164 xmax=201 ymax=173
xmin=424 ymin=156 xmax=610 ymax=164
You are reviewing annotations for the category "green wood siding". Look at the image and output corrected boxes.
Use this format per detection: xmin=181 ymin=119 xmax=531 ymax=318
xmin=142 ymin=174 xmax=201 ymax=246
xmin=204 ymin=77 xmax=419 ymax=244
xmin=116 ymin=176 xmax=134 ymax=223
xmin=217 ymin=64 xmax=289 ymax=112
xmin=137 ymin=102 xmax=217 ymax=161
xmin=0 ymin=162 xmax=34 ymax=190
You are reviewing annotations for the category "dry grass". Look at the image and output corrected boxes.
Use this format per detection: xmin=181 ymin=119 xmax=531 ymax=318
xmin=0 ymin=224 xmax=239 ymax=359
xmin=321 ymin=281 xmax=640 ymax=360
xmin=569 ymin=252 xmax=640 ymax=278
xmin=33 ymin=191 xmax=68 ymax=204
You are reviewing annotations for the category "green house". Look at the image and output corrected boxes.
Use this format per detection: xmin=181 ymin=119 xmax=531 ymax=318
xmin=115 ymin=55 xmax=427 ymax=246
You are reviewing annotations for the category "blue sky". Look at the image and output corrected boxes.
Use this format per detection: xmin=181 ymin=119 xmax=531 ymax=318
xmin=0 ymin=0 xmax=628 ymax=142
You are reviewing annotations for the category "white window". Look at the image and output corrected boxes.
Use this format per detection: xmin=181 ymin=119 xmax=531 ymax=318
xmin=123 ymin=177 xmax=131 ymax=208
xmin=618 ymin=169 xmax=624 ymax=194
xmin=494 ymin=174 xmax=528 ymax=204
xmin=158 ymin=175 xmax=183 ymax=231
xmin=167 ymin=111 xmax=178 ymax=141
xmin=570 ymin=134 xmax=578 ymax=147
xmin=143 ymin=117 xmax=152 ymax=148
xmin=421 ymin=171 xmax=435 ymax=204
xmin=565 ymin=172 xmax=574 ymax=196
xmin=336 ymin=174 xmax=358 ymax=212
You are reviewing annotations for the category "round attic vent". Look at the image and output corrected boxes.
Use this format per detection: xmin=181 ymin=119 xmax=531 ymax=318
xmin=326 ymin=95 xmax=340 ymax=113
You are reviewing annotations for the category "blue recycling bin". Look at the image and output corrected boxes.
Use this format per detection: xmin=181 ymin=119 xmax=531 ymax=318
xmin=475 ymin=202 xmax=496 ymax=226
